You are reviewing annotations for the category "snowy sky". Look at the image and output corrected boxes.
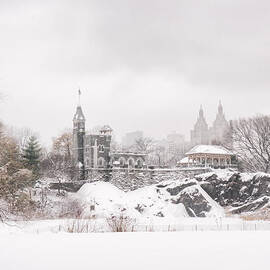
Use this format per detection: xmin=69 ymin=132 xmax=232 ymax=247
xmin=0 ymin=0 xmax=270 ymax=146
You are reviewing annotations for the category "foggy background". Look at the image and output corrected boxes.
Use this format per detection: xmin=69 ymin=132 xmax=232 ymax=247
xmin=0 ymin=0 xmax=270 ymax=146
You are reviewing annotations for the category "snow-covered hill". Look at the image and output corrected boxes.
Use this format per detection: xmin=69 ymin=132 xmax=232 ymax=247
xmin=76 ymin=178 xmax=224 ymax=221
xmin=74 ymin=169 xmax=270 ymax=221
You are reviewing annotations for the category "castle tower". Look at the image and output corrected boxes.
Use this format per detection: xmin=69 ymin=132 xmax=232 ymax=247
xmin=72 ymin=90 xmax=85 ymax=180
xmin=190 ymin=105 xmax=209 ymax=145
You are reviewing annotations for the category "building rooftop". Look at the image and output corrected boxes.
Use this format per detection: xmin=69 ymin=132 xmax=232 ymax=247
xmin=186 ymin=145 xmax=234 ymax=156
xmin=111 ymin=151 xmax=147 ymax=156
xmin=73 ymin=105 xmax=85 ymax=121
xmin=100 ymin=125 xmax=113 ymax=132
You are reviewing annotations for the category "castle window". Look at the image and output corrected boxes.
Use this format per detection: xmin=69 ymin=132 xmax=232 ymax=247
xmin=137 ymin=158 xmax=143 ymax=168
xmin=119 ymin=157 xmax=126 ymax=167
xmin=128 ymin=158 xmax=135 ymax=168
xmin=98 ymin=157 xmax=105 ymax=168
xmin=98 ymin=145 xmax=104 ymax=152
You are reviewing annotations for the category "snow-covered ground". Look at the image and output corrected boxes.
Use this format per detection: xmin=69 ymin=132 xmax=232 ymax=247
xmin=1 ymin=217 xmax=270 ymax=234
xmin=2 ymin=170 xmax=270 ymax=269
xmin=0 ymin=230 xmax=269 ymax=270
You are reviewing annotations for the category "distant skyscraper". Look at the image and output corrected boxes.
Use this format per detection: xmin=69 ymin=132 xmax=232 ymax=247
xmin=190 ymin=102 xmax=229 ymax=146
xmin=122 ymin=131 xmax=143 ymax=148
xmin=190 ymin=106 xmax=209 ymax=145
xmin=167 ymin=132 xmax=185 ymax=155
xmin=209 ymin=101 xmax=229 ymax=144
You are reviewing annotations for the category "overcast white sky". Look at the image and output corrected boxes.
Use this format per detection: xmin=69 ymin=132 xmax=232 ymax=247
xmin=0 ymin=0 xmax=270 ymax=146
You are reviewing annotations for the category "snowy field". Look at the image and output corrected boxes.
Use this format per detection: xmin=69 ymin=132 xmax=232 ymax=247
xmin=1 ymin=217 xmax=270 ymax=234
xmin=2 ymin=170 xmax=270 ymax=269
xmin=0 ymin=231 xmax=269 ymax=270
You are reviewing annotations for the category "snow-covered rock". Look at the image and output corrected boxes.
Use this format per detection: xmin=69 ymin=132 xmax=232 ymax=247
xmin=197 ymin=170 xmax=270 ymax=214
xmin=76 ymin=179 xmax=224 ymax=220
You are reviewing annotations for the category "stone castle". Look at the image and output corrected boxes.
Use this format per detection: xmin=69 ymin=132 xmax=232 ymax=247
xmin=72 ymin=100 xmax=146 ymax=180
xmin=190 ymin=102 xmax=229 ymax=146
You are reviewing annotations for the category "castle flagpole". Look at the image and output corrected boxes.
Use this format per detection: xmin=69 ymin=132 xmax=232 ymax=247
xmin=78 ymin=89 xmax=81 ymax=105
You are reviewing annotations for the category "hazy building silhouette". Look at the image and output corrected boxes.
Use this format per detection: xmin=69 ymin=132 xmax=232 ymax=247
xmin=122 ymin=131 xmax=143 ymax=148
xmin=190 ymin=102 xmax=229 ymax=146
xmin=191 ymin=106 xmax=209 ymax=145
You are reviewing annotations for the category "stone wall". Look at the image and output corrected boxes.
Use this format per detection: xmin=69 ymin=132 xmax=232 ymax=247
xmin=50 ymin=168 xmax=210 ymax=192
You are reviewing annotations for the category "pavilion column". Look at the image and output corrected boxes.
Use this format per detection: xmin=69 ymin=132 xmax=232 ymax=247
xmin=218 ymin=157 xmax=221 ymax=168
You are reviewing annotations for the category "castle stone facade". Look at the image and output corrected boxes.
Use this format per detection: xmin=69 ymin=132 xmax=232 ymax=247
xmin=72 ymin=103 xmax=147 ymax=180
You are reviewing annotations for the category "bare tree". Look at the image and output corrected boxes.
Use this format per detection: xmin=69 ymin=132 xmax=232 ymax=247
xmin=0 ymin=122 xmax=3 ymax=138
xmin=41 ymin=131 xmax=73 ymax=185
xmin=153 ymin=145 xmax=166 ymax=167
xmin=52 ymin=131 xmax=72 ymax=160
xmin=0 ymin=124 xmax=21 ymax=170
xmin=133 ymin=137 xmax=154 ymax=153
xmin=41 ymin=151 xmax=70 ymax=195
xmin=220 ymin=120 xmax=234 ymax=150
xmin=232 ymin=115 xmax=270 ymax=173
xmin=6 ymin=126 xmax=37 ymax=153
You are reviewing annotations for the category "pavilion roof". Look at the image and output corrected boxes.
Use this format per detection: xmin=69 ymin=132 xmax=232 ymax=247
xmin=186 ymin=145 xmax=234 ymax=156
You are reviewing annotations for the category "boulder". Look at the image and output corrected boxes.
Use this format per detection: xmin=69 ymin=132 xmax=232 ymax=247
xmin=199 ymin=171 xmax=270 ymax=214
xmin=171 ymin=187 xmax=212 ymax=217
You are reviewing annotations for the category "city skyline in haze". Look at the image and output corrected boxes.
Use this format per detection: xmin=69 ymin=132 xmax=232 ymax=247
xmin=0 ymin=0 xmax=270 ymax=146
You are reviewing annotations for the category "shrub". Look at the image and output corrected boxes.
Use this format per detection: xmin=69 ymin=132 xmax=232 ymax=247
xmin=11 ymin=192 xmax=37 ymax=218
xmin=106 ymin=214 xmax=136 ymax=232
xmin=60 ymin=218 xmax=97 ymax=233
xmin=58 ymin=198 xmax=83 ymax=219
xmin=240 ymin=208 xmax=270 ymax=221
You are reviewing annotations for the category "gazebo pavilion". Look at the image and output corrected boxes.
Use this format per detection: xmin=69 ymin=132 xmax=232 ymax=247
xmin=184 ymin=145 xmax=236 ymax=168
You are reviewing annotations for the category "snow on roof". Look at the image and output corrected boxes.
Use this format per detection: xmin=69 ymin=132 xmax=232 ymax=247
xmin=186 ymin=145 xmax=234 ymax=156
xmin=178 ymin=157 xmax=189 ymax=164
xmin=178 ymin=157 xmax=199 ymax=164
xmin=100 ymin=125 xmax=113 ymax=132
xmin=111 ymin=152 xmax=147 ymax=156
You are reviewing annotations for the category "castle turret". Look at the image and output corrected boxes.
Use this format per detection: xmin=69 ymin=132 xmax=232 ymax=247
xmin=73 ymin=90 xmax=85 ymax=180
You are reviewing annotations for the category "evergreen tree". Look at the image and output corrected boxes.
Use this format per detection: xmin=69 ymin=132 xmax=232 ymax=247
xmin=22 ymin=136 xmax=41 ymax=175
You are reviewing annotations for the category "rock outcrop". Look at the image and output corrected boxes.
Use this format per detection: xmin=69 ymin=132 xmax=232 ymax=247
xmin=197 ymin=172 xmax=270 ymax=214
xmin=76 ymin=179 xmax=224 ymax=219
